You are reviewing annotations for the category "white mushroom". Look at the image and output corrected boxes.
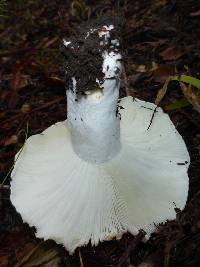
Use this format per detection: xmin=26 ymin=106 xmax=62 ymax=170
xmin=10 ymin=19 xmax=189 ymax=254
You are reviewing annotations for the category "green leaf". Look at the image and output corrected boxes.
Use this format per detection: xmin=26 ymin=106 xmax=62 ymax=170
xmin=165 ymin=98 xmax=190 ymax=111
xmin=171 ymin=75 xmax=200 ymax=90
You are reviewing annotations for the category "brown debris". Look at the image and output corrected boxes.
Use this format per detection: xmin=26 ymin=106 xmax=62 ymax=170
xmin=159 ymin=46 xmax=186 ymax=61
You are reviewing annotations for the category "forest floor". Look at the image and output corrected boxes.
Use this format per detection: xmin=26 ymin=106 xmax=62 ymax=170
xmin=0 ymin=0 xmax=200 ymax=266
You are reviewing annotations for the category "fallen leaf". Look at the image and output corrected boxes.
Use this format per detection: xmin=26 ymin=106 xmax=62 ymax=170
xmin=160 ymin=46 xmax=185 ymax=61
xmin=4 ymin=135 xmax=18 ymax=146
xmin=131 ymin=64 xmax=148 ymax=73
xmin=138 ymin=261 xmax=153 ymax=267
xmin=0 ymin=255 xmax=9 ymax=267
xmin=189 ymin=10 xmax=200 ymax=17
xmin=180 ymin=82 xmax=200 ymax=113
xmin=128 ymin=73 xmax=142 ymax=86
xmin=153 ymin=65 xmax=176 ymax=83
xmin=155 ymin=77 xmax=171 ymax=105
xmin=0 ymin=112 xmax=5 ymax=119
xmin=171 ymin=75 xmax=200 ymax=90
xmin=21 ymin=104 xmax=31 ymax=113
xmin=164 ymin=98 xmax=189 ymax=111
xmin=14 ymin=240 xmax=73 ymax=267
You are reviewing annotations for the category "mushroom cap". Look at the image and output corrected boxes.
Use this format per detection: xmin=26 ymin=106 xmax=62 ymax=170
xmin=10 ymin=96 xmax=189 ymax=254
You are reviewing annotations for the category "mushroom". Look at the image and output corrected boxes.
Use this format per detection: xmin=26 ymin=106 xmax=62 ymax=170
xmin=10 ymin=17 xmax=189 ymax=254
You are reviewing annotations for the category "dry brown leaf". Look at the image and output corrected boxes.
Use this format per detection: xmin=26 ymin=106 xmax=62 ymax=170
xmin=21 ymin=104 xmax=31 ymax=113
xmin=14 ymin=240 xmax=72 ymax=267
xmin=0 ymin=255 xmax=9 ymax=267
xmin=138 ymin=261 xmax=153 ymax=267
xmin=154 ymin=0 xmax=168 ymax=8
xmin=160 ymin=46 xmax=185 ymax=61
xmin=0 ymin=112 xmax=5 ymax=119
xmin=4 ymin=135 xmax=18 ymax=146
xmin=153 ymin=65 xmax=175 ymax=83
xmin=190 ymin=10 xmax=200 ymax=17
xmin=180 ymin=82 xmax=200 ymax=113
xmin=155 ymin=77 xmax=171 ymax=105
xmin=131 ymin=64 xmax=148 ymax=73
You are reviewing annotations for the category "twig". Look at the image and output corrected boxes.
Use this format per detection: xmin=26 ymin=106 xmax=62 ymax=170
xmin=147 ymin=107 xmax=158 ymax=131
xmin=155 ymin=77 xmax=171 ymax=106
xmin=78 ymin=248 xmax=84 ymax=267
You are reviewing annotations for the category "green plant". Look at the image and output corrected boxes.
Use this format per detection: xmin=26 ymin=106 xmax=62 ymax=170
xmin=171 ymin=74 xmax=200 ymax=90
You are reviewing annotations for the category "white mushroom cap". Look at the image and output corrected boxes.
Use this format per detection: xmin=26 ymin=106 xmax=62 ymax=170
xmin=10 ymin=96 xmax=189 ymax=254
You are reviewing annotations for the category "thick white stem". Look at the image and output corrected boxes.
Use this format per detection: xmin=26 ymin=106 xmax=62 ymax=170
xmin=67 ymin=79 xmax=121 ymax=163
xmin=66 ymin=24 xmax=122 ymax=163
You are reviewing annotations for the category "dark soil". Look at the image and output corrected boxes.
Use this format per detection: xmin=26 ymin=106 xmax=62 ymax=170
xmin=0 ymin=0 xmax=200 ymax=267
xmin=62 ymin=16 xmax=124 ymax=95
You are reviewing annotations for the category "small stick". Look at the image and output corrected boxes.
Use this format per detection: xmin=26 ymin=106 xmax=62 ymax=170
xmin=147 ymin=107 xmax=158 ymax=131
xmin=155 ymin=77 xmax=171 ymax=106
xmin=78 ymin=248 xmax=84 ymax=267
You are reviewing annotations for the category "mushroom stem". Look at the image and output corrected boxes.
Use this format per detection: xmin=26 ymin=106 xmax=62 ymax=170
xmin=64 ymin=20 xmax=123 ymax=163
xmin=67 ymin=77 xmax=121 ymax=163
